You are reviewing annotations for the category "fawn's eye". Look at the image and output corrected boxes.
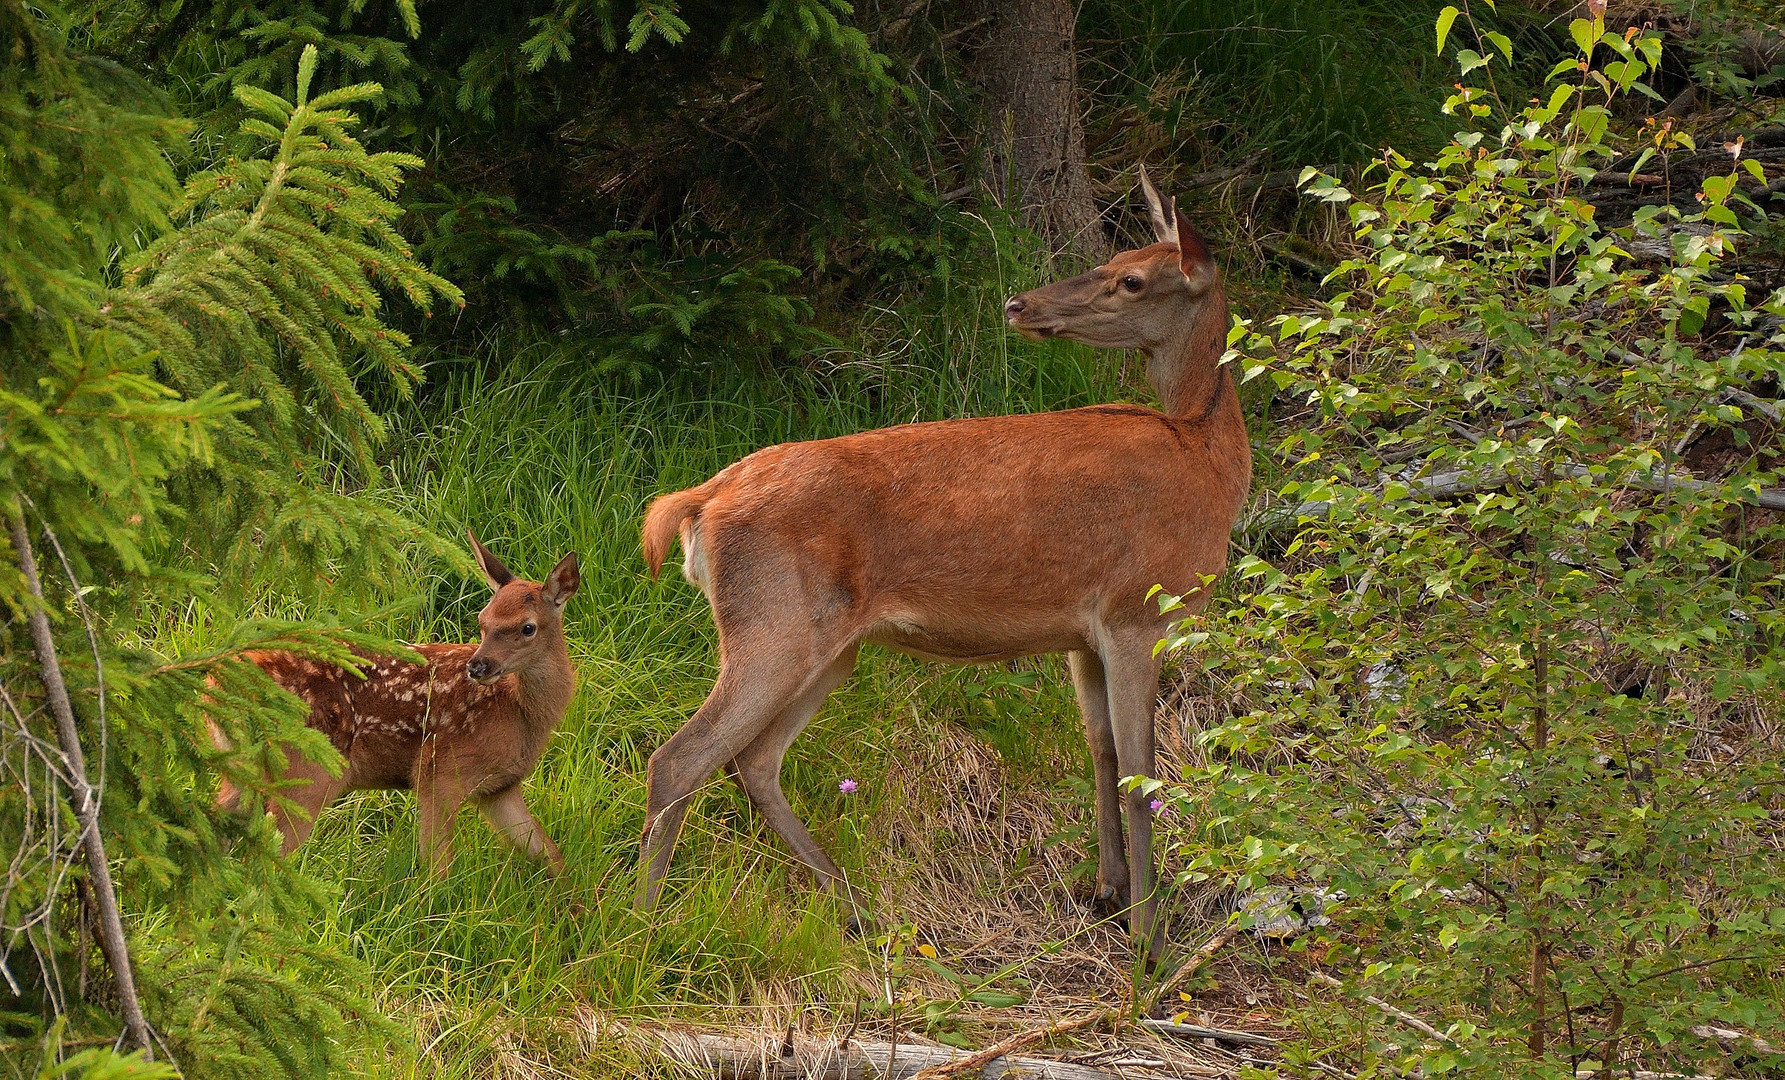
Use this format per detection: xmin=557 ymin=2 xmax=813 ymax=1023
xmin=521 ymin=623 xmax=536 ymax=637
xmin=1121 ymin=276 xmax=1144 ymax=292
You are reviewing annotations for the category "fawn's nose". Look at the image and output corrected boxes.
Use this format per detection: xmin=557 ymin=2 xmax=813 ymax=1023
xmin=1004 ymin=296 xmax=1026 ymax=318
xmin=466 ymin=657 xmax=495 ymax=682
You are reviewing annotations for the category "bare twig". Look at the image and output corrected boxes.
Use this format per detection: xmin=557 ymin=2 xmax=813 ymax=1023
xmin=1577 ymin=1063 xmax=1713 ymax=1071
xmin=1310 ymin=971 xmax=1453 ymax=1044
xmin=1259 ymin=240 xmax=1333 ymax=280
xmin=1139 ymin=1018 xmax=1279 ymax=1048
xmin=1242 ymin=457 xmax=1785 ymax=534
xmin=8 ymin=503 xmax=153 ymax=1056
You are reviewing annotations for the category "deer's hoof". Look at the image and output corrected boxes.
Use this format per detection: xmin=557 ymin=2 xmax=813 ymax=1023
xmin=1089 ymin=881 xmax=1131 ymax=914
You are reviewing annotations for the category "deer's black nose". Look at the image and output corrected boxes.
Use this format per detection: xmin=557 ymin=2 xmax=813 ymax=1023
xmin=1005 ymin=296 xmax=1026 ymax=318
xmin=467 ymin=657 xmax=495 ymax=681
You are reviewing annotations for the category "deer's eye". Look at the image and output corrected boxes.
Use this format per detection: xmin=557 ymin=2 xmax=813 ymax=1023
xmin=521 ymin=623 xmax=536 ymax=637
xmin=1121 ymin=276 xmax=1144 ymax=292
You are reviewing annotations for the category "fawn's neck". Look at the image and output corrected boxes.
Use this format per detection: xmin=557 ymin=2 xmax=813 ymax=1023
xmin=514 ymin=645 xmax=575 ymax=727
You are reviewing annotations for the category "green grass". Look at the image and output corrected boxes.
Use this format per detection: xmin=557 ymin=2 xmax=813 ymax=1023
xmin=267 ymin=301 xmax=1160 ymax=1074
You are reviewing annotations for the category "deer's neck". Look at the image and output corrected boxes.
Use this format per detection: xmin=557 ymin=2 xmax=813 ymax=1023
xmin=1146 ymin=286 xmax=1234 ymax=420
xmin=516 ymin=646 xmax=575 ymax=727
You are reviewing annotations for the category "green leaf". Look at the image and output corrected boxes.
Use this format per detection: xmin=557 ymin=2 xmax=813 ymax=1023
xmin=1570 ymin=17 xmax=1596 ymax=57
xmin=1679 ymin=295 xmax=1710 ymax=335
xmin=1435 ymin=6 xmax=1460 ymax=55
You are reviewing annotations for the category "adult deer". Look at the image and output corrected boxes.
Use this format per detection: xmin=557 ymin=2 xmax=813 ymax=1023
xmin=638 ymin=171 xmax=1249 ymax=954
xmin=216 ymin=532 xmax=580 ymax=878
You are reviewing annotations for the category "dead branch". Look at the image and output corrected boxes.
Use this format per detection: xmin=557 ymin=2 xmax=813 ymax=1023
xmin=909 ymin=1010 xmax=1111 ymax=1079
xmin=7 ymin=503 xmax=152 ymax=1056
xmin=1149 ymin=921 xmax=1241 ymax=1007
xmin=1241 ymin=455 xmax=1785 ymax=534
xmin=1688 ymin=1023 xmax=1779 ymax=1055
xmin=1260 ymin=240 xmax=1334 ymax=280
xmin=1577 ymin=1063 xmax=1713 ymax=1071
xmin=1309 ymin=972 xmax=1452 ymax=1045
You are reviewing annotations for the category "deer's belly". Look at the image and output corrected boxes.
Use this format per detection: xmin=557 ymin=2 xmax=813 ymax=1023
xmin=339 ymin=728 xmax=423 ymax=791
xmin=863 ymin=612 xmax=1087 ymax=663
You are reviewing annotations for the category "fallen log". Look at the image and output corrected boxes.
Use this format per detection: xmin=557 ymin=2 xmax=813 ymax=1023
xmin=909 ymin=1010 xmax=1109 ymax=1079
xmin=645 ymin=1028 xmax=1124 ymax=1080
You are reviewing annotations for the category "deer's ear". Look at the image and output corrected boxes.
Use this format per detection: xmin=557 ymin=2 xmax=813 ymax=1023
xmin=1175 ymin=207 xmax=1215 ymax=293
xmin=1139 ymin=165 xmax=1179 ymax=245
xmin=543 ymin=552 xmax=580 ymax=607
xmin=467 ymin=530 xmax=515 ymax=591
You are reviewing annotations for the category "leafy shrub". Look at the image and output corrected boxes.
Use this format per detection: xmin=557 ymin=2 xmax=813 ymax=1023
xmin=1155 ymin=9 xmax=1785 ymax=1077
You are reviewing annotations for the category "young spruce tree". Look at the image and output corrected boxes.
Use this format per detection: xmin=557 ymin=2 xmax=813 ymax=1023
xmin=2 ymin=4 xmax=459 ymax=1076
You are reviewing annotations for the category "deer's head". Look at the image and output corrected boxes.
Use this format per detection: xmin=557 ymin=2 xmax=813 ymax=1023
xmin=1004 ymin=166 xmax=1220 ymax=355
xmin=465 ymin=531 xmax=580 ymax=684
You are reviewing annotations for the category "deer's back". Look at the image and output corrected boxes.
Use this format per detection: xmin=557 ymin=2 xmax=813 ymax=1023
xmin=251 ymin=644 xmax=525 ymax=790
xmin=689 ymin=404 xmax=1250 ymax=655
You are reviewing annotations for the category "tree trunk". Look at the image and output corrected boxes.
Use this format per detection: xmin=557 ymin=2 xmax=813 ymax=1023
xmin=965 ymin=0 xmax=1109 ymax=262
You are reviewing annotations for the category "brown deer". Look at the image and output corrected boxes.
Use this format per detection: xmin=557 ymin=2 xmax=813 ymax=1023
xmin=637 ymin=170 xmax=1249 ymax=954
xmin=216 ymin=532 xmax=580 ymax=878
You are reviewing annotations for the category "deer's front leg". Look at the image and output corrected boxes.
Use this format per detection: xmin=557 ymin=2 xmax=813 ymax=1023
xmin=477 ymin=784 xmax=565 ymax=874
xmin=415 ymin=737 xmax=474 ymax=879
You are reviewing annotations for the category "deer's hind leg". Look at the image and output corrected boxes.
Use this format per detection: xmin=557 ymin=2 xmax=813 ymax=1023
xmin=725 ymin=645 xmax=862 ymax=911
xmin=637 ymin=636 xmax=847 ymax=908
xmin=639 ymin=535 xmax=861 ymax=910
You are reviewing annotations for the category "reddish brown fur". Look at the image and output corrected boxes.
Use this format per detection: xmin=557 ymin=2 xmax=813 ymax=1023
xmin=637 ymin=171 xmax=1251 ymax=957
xmin=216 ymin=534 xmax=580 ymax=878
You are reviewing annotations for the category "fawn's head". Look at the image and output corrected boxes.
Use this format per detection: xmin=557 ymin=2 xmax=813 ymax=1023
xmin=465 ymin=531 xmax=580 ymax=684
xmin=1004 ymin=166 xmax=1221 ymax=355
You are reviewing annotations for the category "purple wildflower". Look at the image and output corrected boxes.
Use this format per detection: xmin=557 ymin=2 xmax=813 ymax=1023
xmin=1149 ymin=798 xmax=1164 ymax=812
xmin=839 ymin=778 xmax=858 ymax=794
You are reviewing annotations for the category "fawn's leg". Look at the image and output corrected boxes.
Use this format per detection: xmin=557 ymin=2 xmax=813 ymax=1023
xmin=478 ymin=784 xmax=565 ymax=874
xmin=269 ymin=743 xmax=345 ymax=857
xmin=415 ymin=737 xmax=475 ymax=879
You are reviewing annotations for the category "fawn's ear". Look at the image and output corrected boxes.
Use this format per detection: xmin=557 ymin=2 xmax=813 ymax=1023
xmin=543 ymin=552 xmax=580 ymax=607
xmin=1175 ymin=207 xmax=1216 ymax=294
xmin=467 ymin=530 xmax=515 ymax=591
xmin=1139 ymin=165 xmax=1179 ymax=246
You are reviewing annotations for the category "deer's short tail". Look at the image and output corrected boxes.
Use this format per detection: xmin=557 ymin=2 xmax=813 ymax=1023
xmin=642 ymin=485 xmax=714 ymax=580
